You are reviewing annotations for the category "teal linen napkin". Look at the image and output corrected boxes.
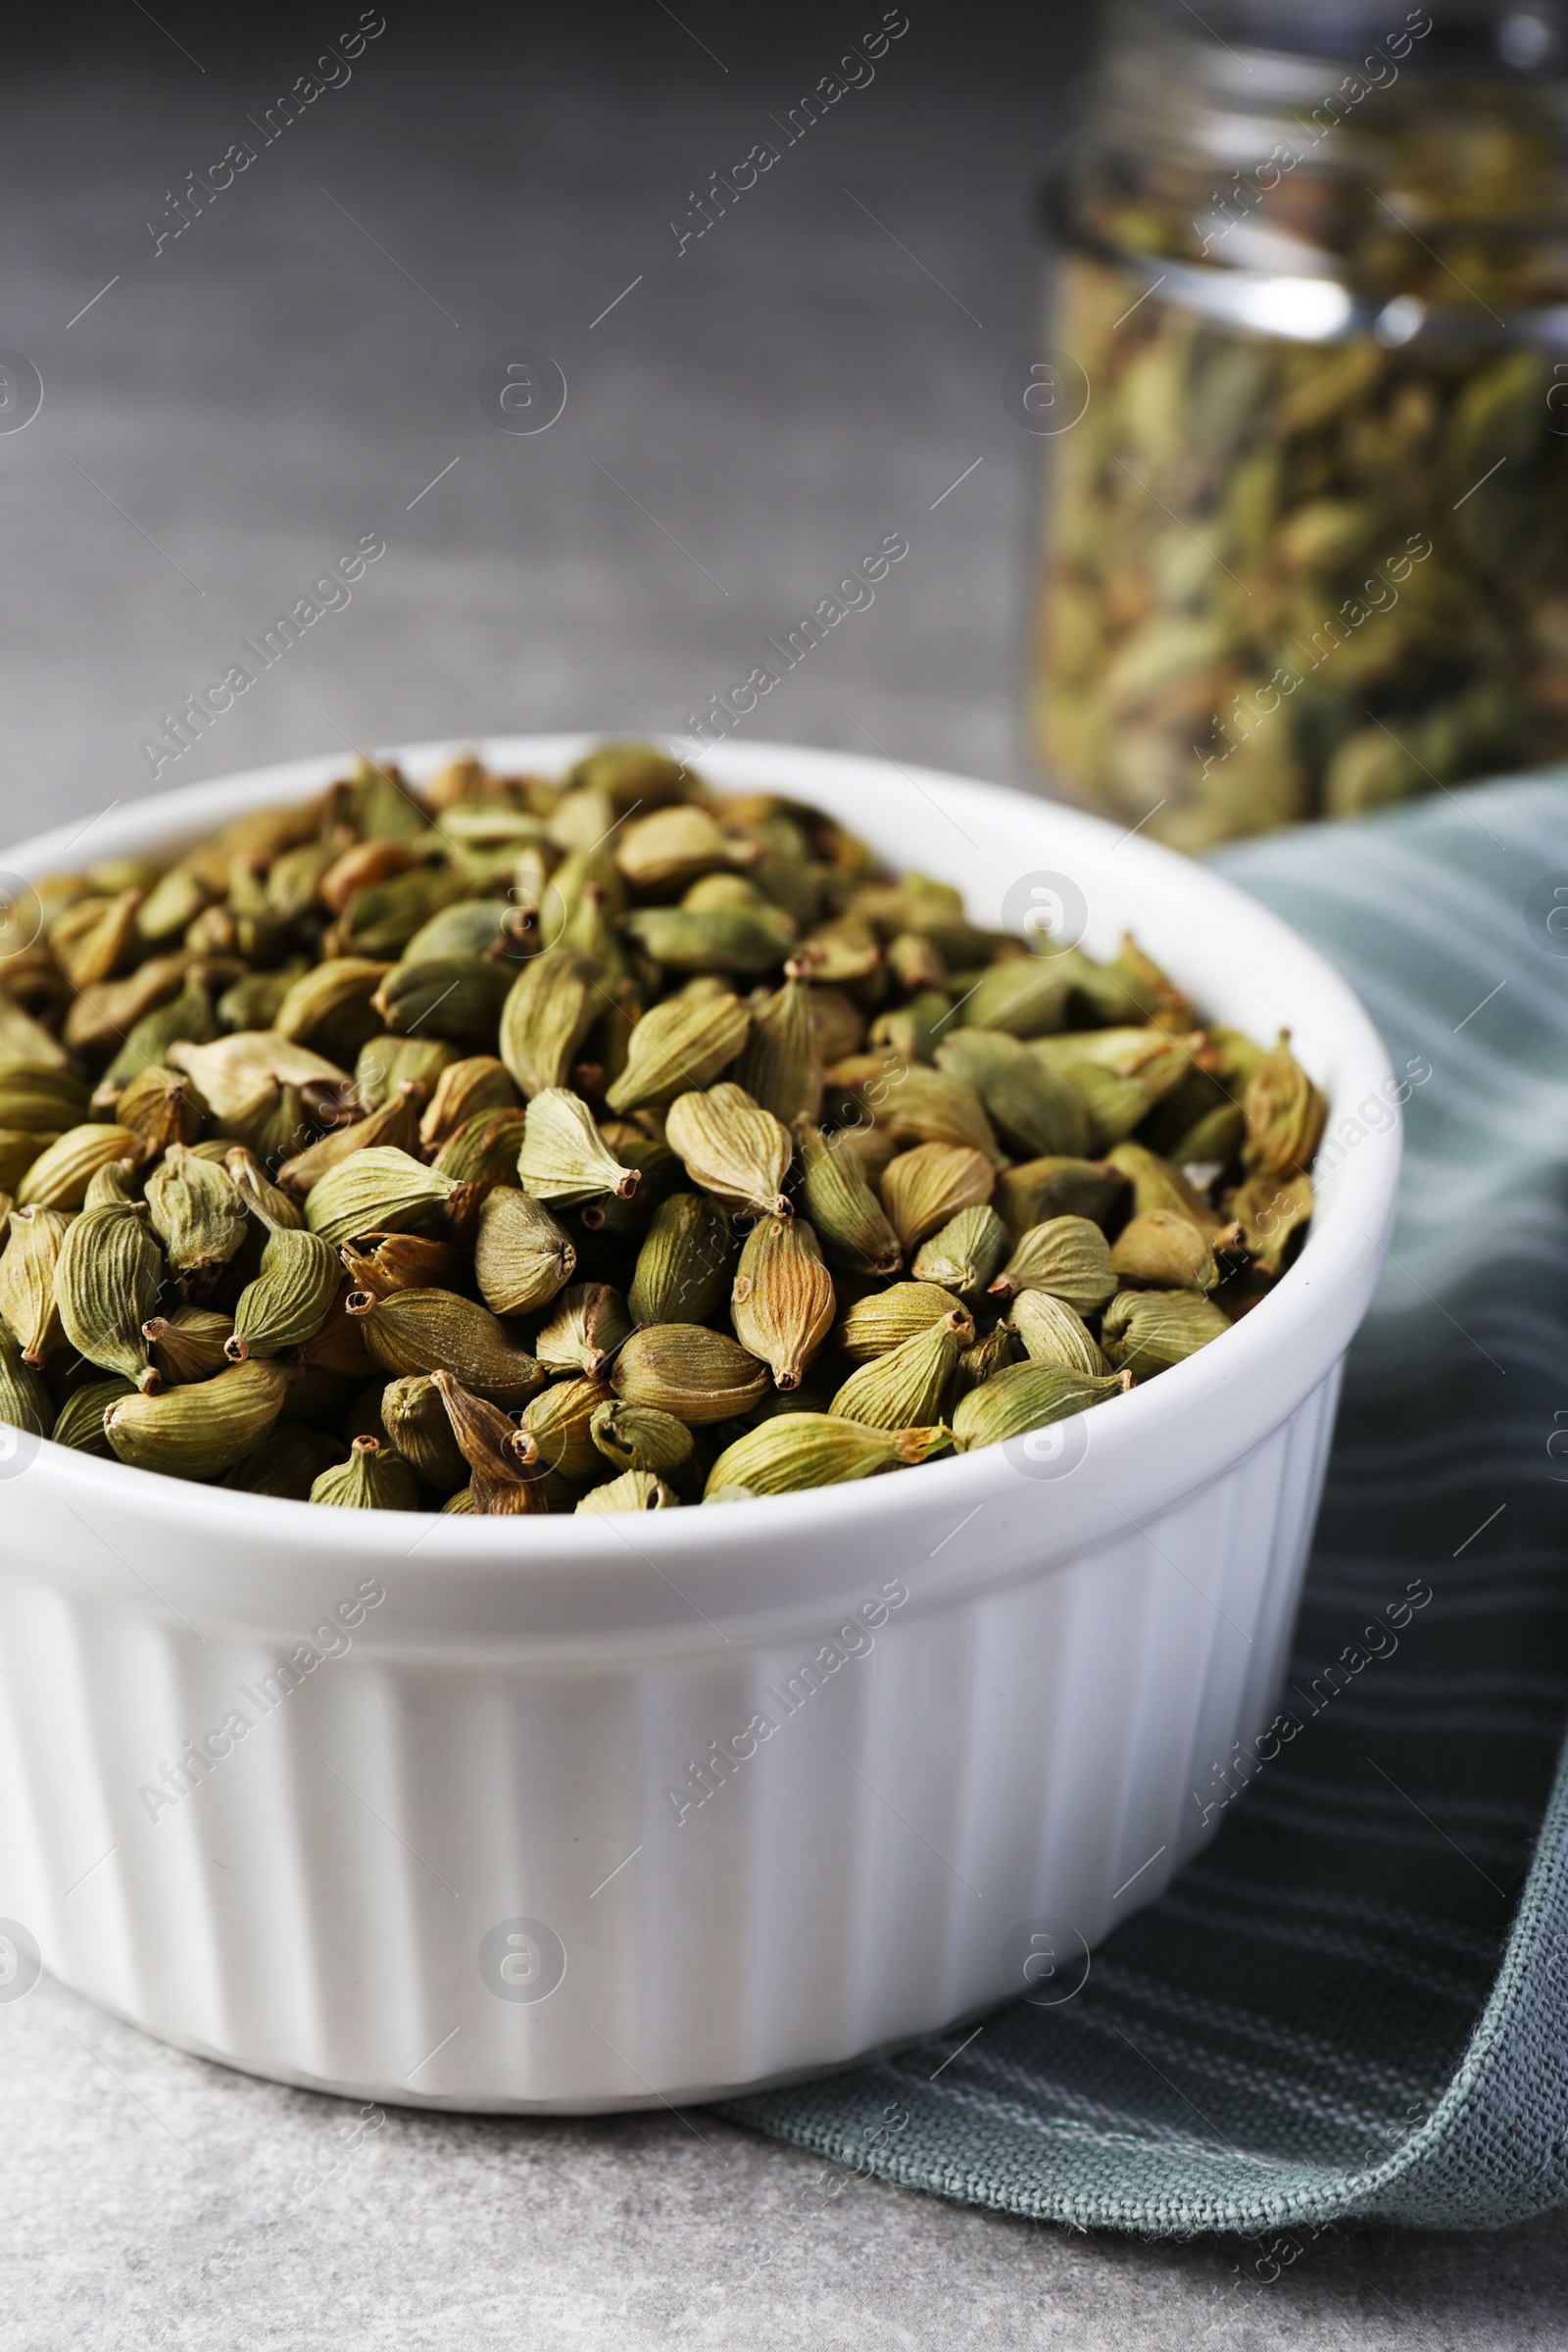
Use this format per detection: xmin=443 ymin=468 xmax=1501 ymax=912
xmin=726 ymin=775 xmax=1568 ymax=2235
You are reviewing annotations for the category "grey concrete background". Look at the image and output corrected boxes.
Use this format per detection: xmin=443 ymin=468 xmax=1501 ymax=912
xmin=0 ymin=4 xmax=1562 ymax=2342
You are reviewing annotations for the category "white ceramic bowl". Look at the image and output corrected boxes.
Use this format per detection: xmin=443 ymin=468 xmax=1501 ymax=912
xmin=0 ymin=736 xmax=1397 ymax=2111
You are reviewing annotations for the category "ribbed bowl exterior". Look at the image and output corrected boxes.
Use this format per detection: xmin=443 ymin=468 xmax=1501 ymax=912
xmin=0 ymin=738 xmax=1396 ymax=2111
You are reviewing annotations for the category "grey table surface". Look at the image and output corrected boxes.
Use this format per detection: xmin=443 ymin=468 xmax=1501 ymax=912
xmin=1 ymin=6 xmax=1563 ymax=2344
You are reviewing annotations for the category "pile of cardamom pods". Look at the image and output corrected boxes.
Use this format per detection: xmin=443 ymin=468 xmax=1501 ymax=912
xmin=0 ymin=744 xmax=1325 ymax=1513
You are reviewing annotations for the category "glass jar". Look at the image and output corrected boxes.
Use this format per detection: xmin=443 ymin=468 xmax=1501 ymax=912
xmin=1030 ymin=0 xmax=1568 ymax=849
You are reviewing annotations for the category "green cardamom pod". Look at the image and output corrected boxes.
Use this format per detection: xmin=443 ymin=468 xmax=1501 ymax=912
xmin=170 ymin=1031 xmax=355 ymax=1124
xmin=1168 ymin=1100 xmax=1248 ymax=1172
xmin=339 ymin=1229 xmax=466 ymax=1298
xmin=277 ymin=1080 xmax=427 ymax=1197
xmin=311 ymin=1433 xmax=420 ymax=1510
xmin=17 ymin=1124 xmax=147 ymax=1210
xmin=947 ymin=1321 xmax=1020 ymax=1405
xmin=705 ymin=1412 xmax=951 ymax=1495
xmin=0 ymin=1324 xmax=51 ymax=1437
xmin=110 ymin=1064 xmax=209 ymax=1153
xmin=56 ymin=1200 xmax=165 ymax=1392
xmin=144 ymin=1305 xmax=235 ymax=1384
xmin=356 ymin=1034 xmax=457 ymax=1108
xmin=104 ymin=1359 xmax=294 ymax=1477
xmin=604 ymin=991 xmax=751 ymax=1114
xmin=473 ymin=1186 xmax=576 ymax=1315
xmin=1104 ymin=1142 xmax=1224 ymax=1231
xmin=418 ymin=1054 xmax=518 ymax=1149
xmin=730 ymin=1215 xmax=835 ymax=1391
xmin=831 ymin=1308 xmax=972 ymax=1429
xmin=588 ymin=1399 xmax=695 ymax=1485
xmin=520 ymin=1374 xmax=616 ymax=1481
xmin=1008 ymin=1290 xmax=1108 ymax=1376
xmin=346 ymin=1286 xmax=547 ymax=1406
xmin=1041 ymin=1054 xmax=1152 ymax=1152
xmin=1243 ymin=1031 xmax=1327 ymax=1178
xmin=432 ymin=1108 xmax=528 ymax=1194
xmin=665 ymin=1082 xmax=793 ymax=1218
xmin=378 ymin=1373 xmax=471 ymax=1494
xmin=989 ymin=1215 xmax=1116 ymax=1317
xmin=373 ymin=955 xmax=515 ymax=1046
xmin=880 ymin=1143 xmax=995 ymax=1252
xmin=615 ymin=803 xmax=747 ymax=891
xmin=498 ymin=949 xmax=603 ymax=1100
xmin=576 ymin=1469 xmax=680 ymax=1513
xmin=623 ymin=904 xmax=797 ymax=975
xmin=734 ymin=966 xmax=821 ymax=1125
xmin=911 ymin=1204 xmax=1009 ymax=1296
xmin=52 ymin=1374 xmax=135 ymax=1454
xmin=224 ymin=1146 xmax=305 ymax=1231
xmin=145 ymin=1144 xmax=251 ymax=1293
xmin=792 ymin=1118 xmax=901 ymax=1277
xmin=1109 ymin=1208 xmax=1218 ymax=1293
xmin=626 ymin=1191 xmax=735 ymax=1326
xmin=935 ymin=1028 xmax=1091 ymax=1159
xmin=1101 ymin=1289 xmax=1231 ymax=1378
xmin=226 ymin=1227 xmax=341 ymax=1359
xmin=516 ymin=1089 xmax=642 ymax=1205
xmin=0 ymin=1205 xmax=72 ymax=1363
xmin=0 ymin=1066 xmax=91 ymax=1133
xmin=951 ymin=1362 xmax=1125 ymax=1451
xmin=49 ymin=887 xmax=143 ymax=992
xmin=612 ymin=1323 xmax=769 ymax=1424
xmin=835 ymin=1279 xmax=966 ymax=1361
xmin=957 ymin=958 xmax=1073 ymax=1038
xmin=429 ymin=1367 xmax=551 ymax=1513
xmin=534 ymin=1283 xmax=632 ymax=1380
xmin=274 ymin=956 xmax=394 ymax=1056
xmin=1231 ymin=1170 xmax=1313 ymax=1277
xmin=305 ymin=1146 xmax=463 ymax=1247
xmin=995 ymin=1155 xmax=1127 ymax=1240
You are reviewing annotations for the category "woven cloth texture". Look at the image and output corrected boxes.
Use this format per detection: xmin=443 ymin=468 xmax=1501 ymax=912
xmin=726 ymin=775 xmax=1568 ymax=2236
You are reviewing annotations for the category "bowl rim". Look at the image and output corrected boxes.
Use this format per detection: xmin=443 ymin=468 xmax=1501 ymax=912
xmin=1 ymin=732 xmax=1399 ymax=1596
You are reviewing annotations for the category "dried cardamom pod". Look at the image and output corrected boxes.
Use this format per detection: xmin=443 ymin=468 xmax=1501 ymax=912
xmin=17 ymin=1124 xmax=147 ymax=1211
xmin=0 ymin=1325 xmax=51 ymax=1437
xmin=1243 ymin=1031 xmax=1327 ymax=1179
xmin=109 ymin=1065 xmax=209 ymax=1153
xmin=1101 ymin=1289 xmax=1230 ymax=1378
xmin=145 ymin=1145 xmax=251 ymax=1294
xmin=305 ymin=1147 xmax=463 ymax=1247
xmin=104 ymin=1359 xmax=294 ymax=1477
xmin=311 ymin=1433 xmax=420 ymax=1510
xmin=345 ymin=1287 xmax=547 ymax=1406
xmin=831 ymin=1308 xmax=972 ymax=1429
xmin=223 ymin=1424 xmax=348 ymax=1498
xmin=995 ymin=1154 xmax=1127 ymax=1239
xmin=911 ymin=1204 xmax=1009 ymax=1296
xmin=989 ymin=1215 xmax=1117 ymax=1317
xmin=276 ymin=1080 xmax=425 ymax=1198
xmin=1230 ymin=1170 xmax=1314 ymax=1278
xmin=951 ymin=1362 xmax=1125 ymax=1450
xmin=0 ymin=983 xmax=69 ymax=1071
xmin=1104 ymin=1141 xmax=1224 ymax=1232
xmin=49 ymin=888 xmax=143 ymax=992
xmin=224 ymin=1145 xmax=305 ymax=1231
xmin=626 ymin=1191 xmax=735 ymax=1325
xmin=731 ymin=1215 xmax=835 ymax=1391
xmin=664 ymin=1083 xmax=793 ymax=1219
xmin=623 ymin=904 xmax=797 ymax=975
xmin=1042 ymin=1055 xmax=1152 ymax=1152
xmin=144 ymin=1305 xmax=235 ymax=1384
xmin=52 ymin=1375 xmax=135 ymax=1454
xmin=429 ymin=1367 xmax=550 ymax=1514
xmin=612 ymin=1323 xmax=769 ymax=1424
xmin=947 ymin=1320 xmax=1019 ymax=1405
xmin=792 ymin=1118 xmax=902 ymax=1276
xmin=83 ymin=1157 xmax=142 ymax=1210
xmin=0 ymin=1066 xmax=91 ymax=1133
xmin=226 ymin=1227 xmax=341 ymax=1359
xmin=520 ymin=1374 xmax=616 ymax=1480
xmin=588 ymin=1399 xmax=695 ymax=1485
xmin=935 ymin=1029 xmax=1091 ymax=1159
xmin=733 ymin=966 xmax=821 ymax=1125
xmin=356 ymin=1034 xmax=457 ymax=1107
xmin=55 ymin=1200 xmax=165 ymax=1393
xmin=835 ymin=1279 xmax=967 ymax=1361
xmin=957 ymin=959 xmax=1073 ymax=1038
xmin=373 ymin=956 xmax=515 ymax=1046
xmin=576 ymin=1468 xmax=680 ymax=1512
xmin=1109 ymin=1208 xmax=1218 ymax=1293
xmin=340 ymin=1228 xmax=467 ymax=1298
xmin=880 ymin=1143 xmax=995 ymax=1252
xmin=473 ymin=1186 xmax=576 ymax=1315
xmin=841 ymin=1062 xmax=1003 ymax=1164
xmin=498 ymin=949 xmax=603 ymax=1100
xmin=379 ymin=1374 xmax=471 ymax=1494
xmin=516 ymin=1089 xmax=641 ymax=1205
xmin=534 ymin=1283 xmax=632 ymax=1380
xmin=615 ymin=804 xmax=747 ymax=891
xmin=419 ymin=1055 xmax=518 ymax=1149
xmin=1169 ymin=1101 xmax=1248 ymax=1172
xmin=169 ymin=1031 xmax=355 ymax=1124
xmin=868 ymin=992 xmax=953 ymax=1065
xmin=604 ymin=991 xmax=750 ymax=1114
xmin=273 ymin=956 xmax=393 ymax=1056
xmin=432 ymin=1108 xmax=529 ymax=1195
xmin=705 ymin=1412 xmax=951 ymax=1495
xmin=0 ymin=1205 xmax=71 ymax=1363
xmin=1008 ymin=1290 xmax=1108 ymax=1376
